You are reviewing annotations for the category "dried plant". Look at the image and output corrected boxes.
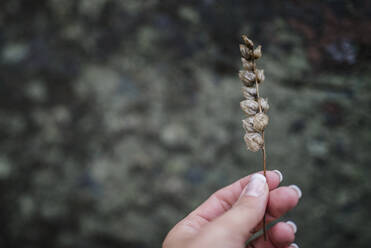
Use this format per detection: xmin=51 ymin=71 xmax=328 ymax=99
xmin=239 ymin=35 xmax=269 ymax=239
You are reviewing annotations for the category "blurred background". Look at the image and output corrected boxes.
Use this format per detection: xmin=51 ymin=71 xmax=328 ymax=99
xmin=1 ymin=0 xmax=371 ymax=247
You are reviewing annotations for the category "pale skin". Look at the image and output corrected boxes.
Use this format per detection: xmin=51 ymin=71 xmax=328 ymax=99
xmin=163 ymin=170 xmax=301 ymax=248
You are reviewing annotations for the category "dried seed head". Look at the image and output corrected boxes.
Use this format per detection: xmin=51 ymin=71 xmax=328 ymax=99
xmin=242 ymin=35 xmax=254 ymax=48
xmin=240 ymin=99 xmax=259 ymax=116
xmin=244 ymin=132 xmax=264 ymax=152
xmin=241 ymin=57 xmax=254 ymax=71
xmin=239 ymin=36 xmax=268 ymax=153
xmin=239 ymin=70 xmax=256 ymax=86
xmin=256 ymin=69 xmax=265 ymax=83
xmin=240 ymin=44 xmax=252 ymax=59
xmin=253 ymin=112 xmax=269 ymax=132
xmin=242 ymin=86 xmax=257 ymax=100
xmin=253 ymin=45 xmax=262 ymax=59
xmin=242 ymin=117 xmax=255 ymax=132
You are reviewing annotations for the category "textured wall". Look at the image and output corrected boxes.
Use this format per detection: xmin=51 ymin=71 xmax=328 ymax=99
xmin=0 ymin=1 xmax=371 ymax=247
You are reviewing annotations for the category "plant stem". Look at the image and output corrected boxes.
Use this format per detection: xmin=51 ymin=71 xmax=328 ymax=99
xmin=254 ymin=70 xmax=267 ymax=241
xmin=262 ymin=132 xmax=267 ymax=240
xmin=262 ymin=133 xmax=266 ymax=177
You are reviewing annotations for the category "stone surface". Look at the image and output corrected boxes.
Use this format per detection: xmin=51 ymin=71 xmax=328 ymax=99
xmin=0 ymin=1 xmax=371 ymax=248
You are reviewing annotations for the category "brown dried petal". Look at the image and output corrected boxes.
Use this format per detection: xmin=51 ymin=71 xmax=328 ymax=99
xmin=241 ymin=57 xmax=254 ymax=71
xmin=256 ymin=69 xmax=265 ymax=83
xmin=239 ymin=70 xmax=256 ymax=86
xmin=240 ymin=99 xmax=259 ymax=116
xmin=242 ymin=117 xmax=255 ymax=132
xmin=242 ymin=35 xmax=254 ymax=48
xmin=253 ymin=112 xmax=269 ymax=132
xmin=253 ymin=45 xmax=262 ymax=59
xmin=244 ymin=132 xmax=264 ymax=152
xmin=240 ymin=44 xmax=252 ymax=59
xmin=258 ymin=97 xmax=269 ymax=112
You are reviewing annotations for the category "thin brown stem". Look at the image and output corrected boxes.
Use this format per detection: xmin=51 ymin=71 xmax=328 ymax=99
xmin=254 ymin=63 xmax=267 ymax=241
xmin=262 ymin=133 xmax=266 ymax=177
xmin=262 ymin=132 xmax=267 ymax=240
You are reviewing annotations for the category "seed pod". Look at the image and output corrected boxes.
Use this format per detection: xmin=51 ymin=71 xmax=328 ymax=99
xmin=253 ymin=45 xmax=262 ymax=59
xmin=244 ymin=132 xmax=264 ymax=152
xmin=242 ymin=86 xmax=257 ymax=100
xmin=253 ymin=112 xmax=269 ymax=132
xmin=240 ymin=99 xmax=259 ymax=116
xmin=242 ymin=117 xmax=255 ymax=132
xmin=241 ymin=57 xmax=254 ymax=71
xmin=239 ymin=70 xmax=256 ymax=86
xmin=258 ymin=97 xmax=269 ymax=112
xmin=240 ymin=44 xmax=252 ymax=59
xmin=256 ymin=69 xmax=265 ymax=83
xmin=242 ymin=35 xmax=254 ymax=48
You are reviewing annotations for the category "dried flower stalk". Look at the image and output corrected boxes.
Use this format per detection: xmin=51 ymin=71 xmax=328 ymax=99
xmin=239 ymin=35 xmax=269 ymax=240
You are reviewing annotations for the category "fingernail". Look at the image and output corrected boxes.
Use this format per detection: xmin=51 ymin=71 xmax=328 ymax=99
xmin=244 ymin=174 xmax=266 ymax=197
xmin=273 ymin=169 xmax=283 ymax=182
xmin=289 ymin=185 xmax=302 ymax=199
xmin=289 ymin=243 xmax=299 ymax=248
xmin=286 ymin=221 xmax=297 ymax=233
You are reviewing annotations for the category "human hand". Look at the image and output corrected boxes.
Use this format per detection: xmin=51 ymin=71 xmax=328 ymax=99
xmin=163 ymin=170 xmax=302 ymax=248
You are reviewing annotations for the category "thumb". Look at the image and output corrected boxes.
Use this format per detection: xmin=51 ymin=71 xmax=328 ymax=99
xmin=207 ymin=174 xmax=269 ymax=241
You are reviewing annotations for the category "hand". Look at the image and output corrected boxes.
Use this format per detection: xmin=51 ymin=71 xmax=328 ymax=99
xmin=163 ymin=170 xmax=302 ymax=248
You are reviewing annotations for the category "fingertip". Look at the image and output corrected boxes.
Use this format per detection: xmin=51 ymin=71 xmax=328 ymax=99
xmin=247 ymin=220 xmax=297 ymax=248
xmin=268 ymin=222 xmax=296 ymax=247
xmin=263 ymin=170 xmax=282 ymax=190
xmin=285 ymin=221 xmax=297 ymax=233
xmin=273 ymin=169 xmax=283 ymax=183
xmin=289 ymin=243 xmax=299 ymax=248
xmin=251 ymin=173 xmax=267 ymax=182
xmin=240 ymin=173 xmax=269 ymax=202
xmin=289 ymin=185 xmax=302 ymax=199
xmin=240 ymin=171 xmax=280 ymax=192
xmin=268 ymin=187 xmax=299 ymax=218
